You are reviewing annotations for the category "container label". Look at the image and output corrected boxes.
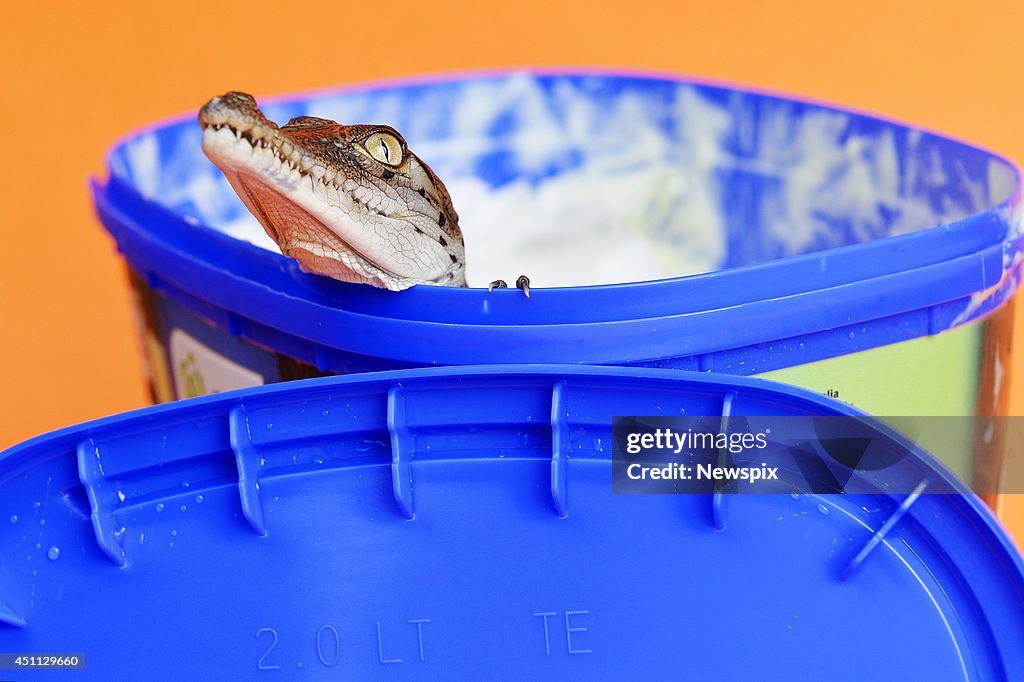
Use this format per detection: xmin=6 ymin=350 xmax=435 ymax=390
xmin=169 ymin=328 xmax=265 ymax=398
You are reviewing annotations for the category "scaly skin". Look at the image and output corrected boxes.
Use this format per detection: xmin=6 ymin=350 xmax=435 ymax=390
xmin=198 ymin=92 xmax=466 ymax=290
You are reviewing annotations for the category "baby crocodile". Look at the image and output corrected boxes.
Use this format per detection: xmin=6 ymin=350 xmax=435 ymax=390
xmin=199 ymin=91 xmax=528 ymax=294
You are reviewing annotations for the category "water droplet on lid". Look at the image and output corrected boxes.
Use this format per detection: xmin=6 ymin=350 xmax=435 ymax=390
xmin=272 ymin=496 xmax=280 ymax=503
xmin=9 ymin=515 xmax=17 ymax=524
xmin=171 ymin=529 xmax=178 ymax=536
xmin=790 ymin=493 xmax=800 ymax=500
xmin=195 ymin=495 xmax=204 ymax=504
xmin=117 ymin=490 xmax=126 ymax=502
xmin=47 ymin=546 xmax=60 ymax=561
xmin=179 ymin=505 xmax=188 ymax=513
xmin=817 ymin=504 xmax=829 ymax=515
xmin=155 ymin=503 xmax=165 ymax=512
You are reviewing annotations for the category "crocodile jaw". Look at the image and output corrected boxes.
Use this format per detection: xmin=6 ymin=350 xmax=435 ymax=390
xmin=202 ymin=126 xmax=408 ymax=288
xmin=199 ymin=94 xmax=466 ymax=290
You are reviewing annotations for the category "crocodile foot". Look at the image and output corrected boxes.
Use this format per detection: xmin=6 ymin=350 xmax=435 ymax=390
xmin=488 ymin=275 xmax=531 ymax=298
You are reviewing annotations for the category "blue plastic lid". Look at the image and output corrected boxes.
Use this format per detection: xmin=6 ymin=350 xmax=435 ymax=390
xmin=92 ymin=71 xmax=1024 ymax=373
xmin=1 ymin=366 xmax=1021 ymax=679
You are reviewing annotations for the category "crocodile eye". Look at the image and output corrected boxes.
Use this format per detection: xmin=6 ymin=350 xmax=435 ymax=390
xmin=363 ymin=131 xmax=404 ymax=167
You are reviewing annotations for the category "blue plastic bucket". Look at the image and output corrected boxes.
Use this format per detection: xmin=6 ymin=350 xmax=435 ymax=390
xmin=91 ymin=71 xmax=1023 ymax=488
xmin=1 ymin=366 xmax=1022 ymax=679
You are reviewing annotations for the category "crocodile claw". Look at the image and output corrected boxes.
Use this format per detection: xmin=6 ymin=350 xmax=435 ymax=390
xmin=516 ymin=275 xmax=531 ymax=298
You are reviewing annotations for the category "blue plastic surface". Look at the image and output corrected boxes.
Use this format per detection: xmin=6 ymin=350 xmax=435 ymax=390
xmin=92 ymin=71 xmax=1024 ymax=373
xmin=1 ymin=366 xmax=1022 ymax=679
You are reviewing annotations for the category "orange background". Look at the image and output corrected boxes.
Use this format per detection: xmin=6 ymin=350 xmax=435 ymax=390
xmin=2 ymin=2 xmax=1024 ymax=542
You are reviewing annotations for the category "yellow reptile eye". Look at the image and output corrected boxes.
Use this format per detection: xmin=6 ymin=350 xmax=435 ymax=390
xmin=363 ymin=131 xmax=404 ymax=167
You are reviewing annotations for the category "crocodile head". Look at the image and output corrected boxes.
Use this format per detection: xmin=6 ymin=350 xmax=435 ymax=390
xmin=199 ymin=91 xmax=466 ymax=290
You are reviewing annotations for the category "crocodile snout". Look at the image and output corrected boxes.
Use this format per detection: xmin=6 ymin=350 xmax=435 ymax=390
xmin=199 ymin=91 xmax=261 ymax=129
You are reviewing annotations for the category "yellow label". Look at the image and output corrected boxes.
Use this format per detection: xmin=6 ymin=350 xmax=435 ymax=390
xmin=760 ymin=323 xmax=982 ymax=481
